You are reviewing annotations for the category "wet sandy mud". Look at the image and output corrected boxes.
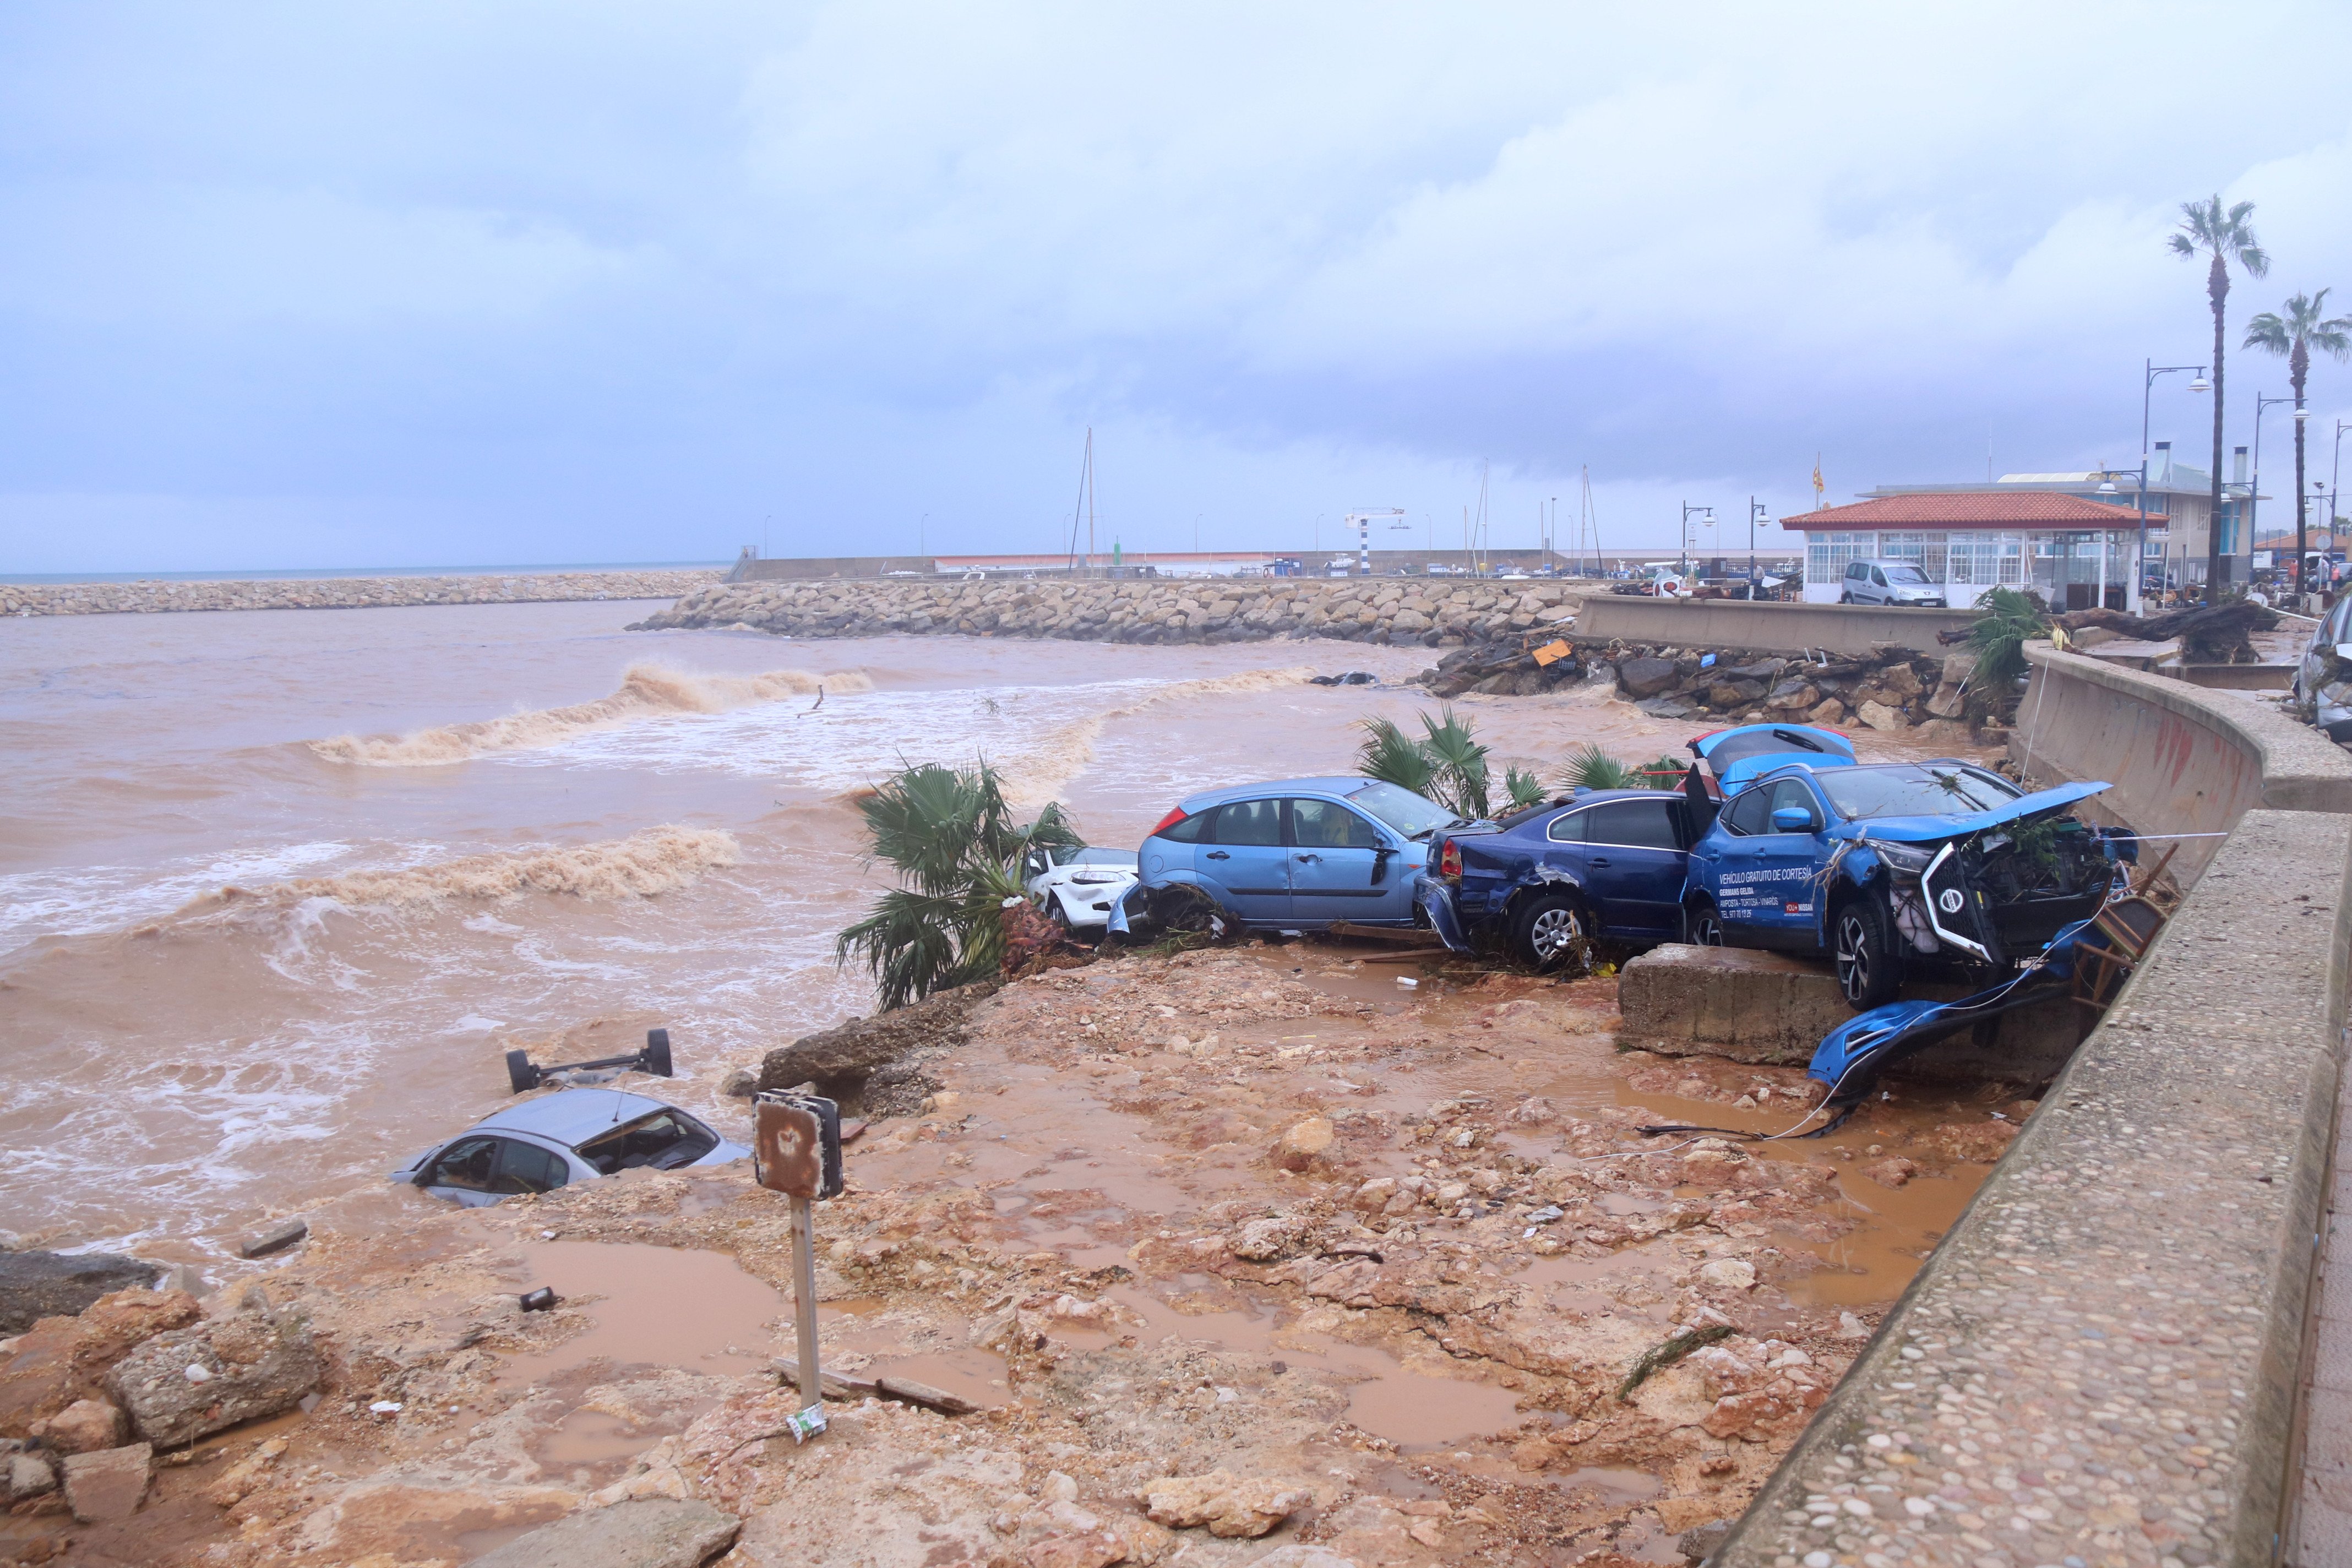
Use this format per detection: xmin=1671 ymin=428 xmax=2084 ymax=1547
xmin=6 ymin=944 xmax=2029 ymax=1568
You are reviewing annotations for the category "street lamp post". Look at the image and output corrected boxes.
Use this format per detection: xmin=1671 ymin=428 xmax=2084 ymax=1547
xmin=1678 ymin=503 xmax=1713 ymax=580
xmin=1749 ymin=499 xmax=1768 ymax=595
xmin=2252 ymin=392 xmax=2297 ymax=592
xmin=2138 ymin=361 xmax=2207 ymax=609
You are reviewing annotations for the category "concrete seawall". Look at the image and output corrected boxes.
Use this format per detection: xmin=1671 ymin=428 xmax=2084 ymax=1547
xmin=2012 ymin=642 xmax=2352 ymax=885
xmin=1575 ymin=597 xmax=1980 ymax=657
xmin=1718 ymin=647 xmax=2352 ymax=1566
xmin=1 ymin=569 xmax=722 ymax=618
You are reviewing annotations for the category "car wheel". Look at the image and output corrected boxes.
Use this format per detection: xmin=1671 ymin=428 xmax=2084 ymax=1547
xmin=1513 ymin=892 xmax=1589 ymax=970
xmin=641 ymin=1027 xmax=673 ymax=1078
xmin=504 ymin=1049 xmax=539 ymax=1096
xmin=1838 ymin=592 xmax=1852 ymax=604
xmin=1833 ymin=897 xmax=1904 ymax=1011
xmin=1683 ymin=897 xmax=1724 ymax=946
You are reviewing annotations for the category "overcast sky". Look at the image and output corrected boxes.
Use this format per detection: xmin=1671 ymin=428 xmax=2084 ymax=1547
xmin=5 ymin=2 xmax=2351 ymax=572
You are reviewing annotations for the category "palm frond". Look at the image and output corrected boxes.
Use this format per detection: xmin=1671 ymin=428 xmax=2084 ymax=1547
xmin=1355 ymin=717 xmax=1439 ymax=802
xmin=1417 ymin=707 xmax=1493 ymax=819
xmin=1637 ymin=755 xmax=1690 ymax=792
xmin=1502 ymin=765 xmax=1547 ymax=812
xmin=1555 ymin=742 xmax=1640 ymax=792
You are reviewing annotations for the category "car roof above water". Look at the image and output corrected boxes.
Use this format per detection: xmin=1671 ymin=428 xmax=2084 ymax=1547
xmin=1170 ymin=776 xmax=1380 ymax=814
xmin=473 ymin=1087 xmax=671 ymax=1148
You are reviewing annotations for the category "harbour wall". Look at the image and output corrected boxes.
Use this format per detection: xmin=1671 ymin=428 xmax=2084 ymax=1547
xmin=0 ymin=570 xmax=723 ymax=618
xmin=1574 ymin=596 xmax=1980 ymax=658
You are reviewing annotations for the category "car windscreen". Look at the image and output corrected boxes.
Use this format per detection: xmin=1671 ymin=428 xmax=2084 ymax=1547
xmin=1882 ymin=563 xmax=1931 ymax=584
xmin=1815 ymin=764 xmax=2022 ymax=820
xmin=1346 ymin=780 xmax=1454 ymax=837
xmin=575 ymin=1109 xmax=719 ymax=1175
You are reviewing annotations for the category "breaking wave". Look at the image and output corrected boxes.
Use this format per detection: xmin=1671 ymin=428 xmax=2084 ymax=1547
xmin=180 ymin=827 xmax=741 ymax=913
xmin=309 ymin=664 xmax=874 ymax=765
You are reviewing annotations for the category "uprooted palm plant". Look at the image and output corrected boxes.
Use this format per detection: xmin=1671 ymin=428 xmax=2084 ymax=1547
xmin=834 ymin=759 xmax=1083 ymax=1011
xmin=1964 ymin=586 xmax=2050 ymax=722
xmin=1356 ymin=707 xmax=1544 ymax=819
xmin=1555 ymin=743 xmax=1687 ymax=793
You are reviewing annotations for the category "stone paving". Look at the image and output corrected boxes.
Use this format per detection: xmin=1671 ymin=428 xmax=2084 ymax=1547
xmin=1718 ymin=810 xmax=2350 ymax=1568
xmin=2289 ymin=1111 xmax=2352 ymax=1563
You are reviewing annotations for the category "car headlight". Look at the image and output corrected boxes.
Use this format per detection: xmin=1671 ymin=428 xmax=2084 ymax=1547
xmin=1865 ymin=839 xmax=1936 ymax=875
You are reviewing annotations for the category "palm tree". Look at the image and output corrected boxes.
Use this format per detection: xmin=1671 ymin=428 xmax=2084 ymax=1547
xmin=2245 ymin=288 xmax=2352 ymax=597
xmin=2170 ymin=197 xmax=2269 ymax=596
xmin=1555 ymin=744 xmax=1686 ymax=793
xmin=1355 ymin=707 xmax=1543 ymax=819
xmin=834 ymin=759 xmax=1081 ymax=1010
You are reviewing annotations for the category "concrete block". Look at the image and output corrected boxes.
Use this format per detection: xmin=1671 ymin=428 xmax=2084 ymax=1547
xmin=1617 ymin=943 xmax=2090 ymax=1083
xmin=468 ymin=1498 xmax=741 ymax=1568
xmin=60 ymin=1442 xmax=149 ymax=1522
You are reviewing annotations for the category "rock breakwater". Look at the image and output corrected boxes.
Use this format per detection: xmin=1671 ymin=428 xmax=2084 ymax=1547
xmin=631 ymin=576 xmax=1583 ymax=646
xmin=1 ymin=569 xmax=722 ymax=618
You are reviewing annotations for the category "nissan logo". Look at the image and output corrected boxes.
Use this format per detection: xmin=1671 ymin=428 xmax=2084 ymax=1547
xmin=1937 ymin=889 xmax=1965 ymax=914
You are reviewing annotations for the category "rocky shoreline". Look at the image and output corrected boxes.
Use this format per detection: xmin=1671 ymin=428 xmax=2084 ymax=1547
xmin=0 ymin=941 xmax=2024 ymax=1568
xmin=1 ymin=569 xmax=723 ymax=618
xmin=630 ymin=576 xmax=1585 ymax=647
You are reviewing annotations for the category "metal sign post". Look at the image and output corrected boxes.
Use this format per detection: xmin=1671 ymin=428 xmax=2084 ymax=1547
xmin=753 ymin=1091 xmax=844 ymax=1439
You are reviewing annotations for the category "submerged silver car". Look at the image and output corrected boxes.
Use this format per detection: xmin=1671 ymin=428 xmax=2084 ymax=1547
xmin=390 ymin=1088 xmax=749 ymax=1207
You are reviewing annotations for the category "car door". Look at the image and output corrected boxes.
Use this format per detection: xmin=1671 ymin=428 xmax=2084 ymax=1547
xmin=1574 ymin=798 xmax=1689 ymax=936
xmin=1712 ymin=777 xmax=1827 ymax=946
xmin=1286 ymin=797 xmax=1397 ymax=923
xmin=416 ymin=1134 xmax=557 ymax=1208
xmin=1195 ymin=797 xmax=1292 ymax=921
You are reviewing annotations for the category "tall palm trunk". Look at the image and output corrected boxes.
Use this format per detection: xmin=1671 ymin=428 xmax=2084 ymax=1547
xmin=2294 ymin=337 xmax=2310 ymax=595
xmin=2207 ymin=252 xmax=2229 ymax=594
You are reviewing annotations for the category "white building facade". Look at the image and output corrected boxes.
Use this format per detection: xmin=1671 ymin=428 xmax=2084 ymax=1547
xmin=1782 ymin=490 xmax=2181 ymax=611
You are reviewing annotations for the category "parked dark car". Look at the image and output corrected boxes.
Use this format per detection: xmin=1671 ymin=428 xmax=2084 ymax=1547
xmin=1418 ymin=790 xmax=1697 ymax=966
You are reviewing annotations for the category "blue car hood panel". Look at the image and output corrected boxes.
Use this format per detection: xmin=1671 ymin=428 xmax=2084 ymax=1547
xmin=1823 ymin=781 xmax=2110 ymax=845
xmin=1697 ymin=724 xmax=1857 ymax=793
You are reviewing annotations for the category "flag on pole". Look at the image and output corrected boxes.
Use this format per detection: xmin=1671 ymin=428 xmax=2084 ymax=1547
xmin=1811 ymin=456 xmax=1825 ymax=507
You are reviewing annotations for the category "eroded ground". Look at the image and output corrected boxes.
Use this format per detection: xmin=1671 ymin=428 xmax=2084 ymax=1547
xmin=8 ymin=945 xmax=2034 ymax=1568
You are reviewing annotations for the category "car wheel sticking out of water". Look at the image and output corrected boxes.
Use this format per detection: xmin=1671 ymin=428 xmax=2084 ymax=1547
xmin=391 ymin=1088 xmax=750 ymax=1207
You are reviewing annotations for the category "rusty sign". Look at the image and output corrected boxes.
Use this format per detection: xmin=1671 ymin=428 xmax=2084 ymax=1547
xmin=754 ymin=1092 xmax=843 ymax=1200
xmin=1531 ymin=639 xmax=1573 ymax=667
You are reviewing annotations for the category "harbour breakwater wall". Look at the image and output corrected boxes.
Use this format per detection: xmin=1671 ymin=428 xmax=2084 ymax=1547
xmin=1 ymin=569 xmax=723 ymax=618
xmin=629 ymin=575 xmax=1582 ymax=646
xmin=1719 ymin=646 xmax=2352 ymax=1567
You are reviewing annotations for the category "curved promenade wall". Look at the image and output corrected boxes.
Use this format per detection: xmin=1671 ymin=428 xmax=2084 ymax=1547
xmin=1718 ymin=644 xmax=2352 ymax=1568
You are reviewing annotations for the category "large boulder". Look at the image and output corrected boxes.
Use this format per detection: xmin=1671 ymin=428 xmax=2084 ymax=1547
xmin=469 ymin=1498 xmax=742 ymax=1568
xmin=0 ymin=1251 xmax=159 ymax=1336
xmin=756 ymin=979 xmax=997 ymax=1103
xmin=104 ymin=1304 xmax=322 ymax=1446
xmin=1615 ymin=657 xmax=1680 ymax=699
xmin=61 ymin=1442 xmax=150 ymax=1523
xmin=0 ymin=1288 xmax=199 ymax=1438
xmin=1139 ymin=1470 xmax=1311 ymax=1538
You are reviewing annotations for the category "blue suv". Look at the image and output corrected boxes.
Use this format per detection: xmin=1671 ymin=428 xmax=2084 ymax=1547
xmin=1133 ymin=777 xmax=1457 ymax=929
xmin=1679 ymin=730 xmax=2120 ymax=1009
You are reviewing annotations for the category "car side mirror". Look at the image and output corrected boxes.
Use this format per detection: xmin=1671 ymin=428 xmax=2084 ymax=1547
xmin=1771 ymin=806 xmax=1816 ymax=833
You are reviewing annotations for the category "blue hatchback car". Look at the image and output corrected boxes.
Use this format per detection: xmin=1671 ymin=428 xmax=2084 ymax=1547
xmin=1417 ymin=790 xmax=1697 ymax=967
xmin=1679 ymin=725 xmax=2120 ymax=1010
xmin=1134 ymin=777 xmax=1459 ymax=928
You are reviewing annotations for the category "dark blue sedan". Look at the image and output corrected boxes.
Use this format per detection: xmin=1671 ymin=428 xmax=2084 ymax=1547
xmin=1418 ymin=789 xmax=1698 ymax=967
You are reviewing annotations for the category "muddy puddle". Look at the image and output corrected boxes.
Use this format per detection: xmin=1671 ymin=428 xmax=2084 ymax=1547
xmin=496 ymin=1240 xmax=783 ymax=1385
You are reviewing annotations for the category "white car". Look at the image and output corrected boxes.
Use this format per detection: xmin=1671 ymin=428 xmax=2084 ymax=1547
xmin=1023 ymin=845 xmax=1141 ymax=932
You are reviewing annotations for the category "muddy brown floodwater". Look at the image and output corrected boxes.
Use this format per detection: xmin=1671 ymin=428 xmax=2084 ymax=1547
xmin=20 ymin=938 xmax=2029 ymax=1568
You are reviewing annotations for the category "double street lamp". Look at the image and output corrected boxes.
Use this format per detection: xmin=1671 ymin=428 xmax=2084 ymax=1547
xmin=2250 ymin=392 xmax=2300 ymax=591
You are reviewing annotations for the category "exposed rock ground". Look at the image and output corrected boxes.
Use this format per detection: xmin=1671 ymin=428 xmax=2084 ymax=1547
xmin=0 ymin=946 xmax=2026 ymax=1568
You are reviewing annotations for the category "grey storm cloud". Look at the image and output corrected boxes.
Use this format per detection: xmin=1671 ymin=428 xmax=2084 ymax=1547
xmin=3 ymin=1 xmax=2350 ymax=570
